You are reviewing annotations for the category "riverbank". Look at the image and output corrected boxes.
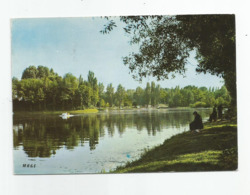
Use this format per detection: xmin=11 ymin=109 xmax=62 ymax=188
xmin=13 ymin=106 xmax=212 ymax=115
xmin=13 ymin=109 xmax=99 ymax=115
xmin=112 ymin=120 xmax=237 ymax=173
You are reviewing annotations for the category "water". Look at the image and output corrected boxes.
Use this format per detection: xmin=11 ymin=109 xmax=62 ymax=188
xmin=13 ymin=108 xmax=211 ymax=174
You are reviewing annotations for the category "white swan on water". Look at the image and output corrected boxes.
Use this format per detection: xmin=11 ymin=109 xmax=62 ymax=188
xmin=59 ymin=112 xmax=74 ymax=119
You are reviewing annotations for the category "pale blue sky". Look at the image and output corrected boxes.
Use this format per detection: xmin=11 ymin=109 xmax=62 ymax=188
xmin=11 ymin=17 xmax=224 ymax=90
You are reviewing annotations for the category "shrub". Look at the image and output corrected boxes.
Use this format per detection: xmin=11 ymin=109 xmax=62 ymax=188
xmin=190 ymin=101 xmax=208 ymax=108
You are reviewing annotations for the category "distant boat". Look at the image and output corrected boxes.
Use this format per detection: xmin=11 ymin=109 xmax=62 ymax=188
xmin=59 ymin=112 xmax=74 ymax=119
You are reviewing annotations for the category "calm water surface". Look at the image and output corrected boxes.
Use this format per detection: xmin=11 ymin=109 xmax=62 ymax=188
xmin=13 ymin=108 xmax=211 ymax=174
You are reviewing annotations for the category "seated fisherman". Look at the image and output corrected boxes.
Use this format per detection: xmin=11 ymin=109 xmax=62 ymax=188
xmin=190 ymin=111 xmax=204 ymax=131
xmin=209 ymin=107 xmax=217 ymax=122
xmin=217 ymin=104 xmax=223 ymax=120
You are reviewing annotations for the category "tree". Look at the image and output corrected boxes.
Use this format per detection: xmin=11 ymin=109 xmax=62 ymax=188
xmin=159 ymin=88 xmax=168 ymax=104
xmin=124 ymin=89 xmax=134 ymax=107
xmin=172 ymin=87 xmax=182 ymax=107
xmin=12 ymin=77 xmax=19 ymax=100
xmin=21 ymin=66 xmax=38 ymax=79
xmin=37 ymin=87 xmax=45 ymax=110
xmin=134 ymin=87 xmax=144 ymax=106
xmin=61 ymin=73 xmax=78 ymax=109
xmin=155 ymin=84 xmax=161 ymax=106
xmin=151 ymin=82 xmax=156 ymax=106
xmin=115 ymin=84 xmax=126 ymax=108
xmin=106 ymin=83 xmax=114 ymax=107
xmin=14 ymin=65 xmax=232 ymax=111
xmin=87 ymin=71 xmax=99 ymax=106
xmin=79 ymin=75 xmax=84 ymax=85
xmin=18 ymin=79 xmax=44 ymax=110
xmin=88 ymin=71 xmax=97 ymax=88
xmin=186 ymin=90 xmax=195 ymax=105
xmin=47 ymin=77 xmax=61 ymax=110
xmin=144 ymin=82 xmax=151 ymax=106
xmin=100 ymin=99 xmax=106 ymax=107
xmin=101 ymin=15 xmax=236 ymax=106
xmin=98 ymin=82 xmax=105 ymax=99
xmin=97 ymin=82 xmax=105 ymax=107
xmin=82 ymin=84 xmax=93 ymax=107
xmin=37 ymin=66 xmax=50 ymax=78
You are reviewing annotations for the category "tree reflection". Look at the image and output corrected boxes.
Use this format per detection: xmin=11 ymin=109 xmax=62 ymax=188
xmin=13 ymin=109 xmax=210 ymax=157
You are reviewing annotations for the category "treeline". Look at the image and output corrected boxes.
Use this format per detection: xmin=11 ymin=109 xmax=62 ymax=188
xmin=12 ymin=65 xmax=231 ymax=111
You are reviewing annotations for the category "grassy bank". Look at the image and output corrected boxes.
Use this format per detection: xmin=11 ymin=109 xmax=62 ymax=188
xmin=14 ymin=109 xmax=99 ymax=115
xmin=113 ymin=120 xmax=237 ymax=173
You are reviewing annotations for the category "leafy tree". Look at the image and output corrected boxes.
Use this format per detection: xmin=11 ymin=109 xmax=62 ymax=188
xmin=82 ymin=84 xmax=93 ymax=107
xmin=171 ymin=87 xmax=182 ymax=107
xmin=21 ymin=66 xmax=38 ymax=79
xmin=37 ymin=87 xmax=45 ymax=110
xmin=159 ymin=88 xmax=168 ymax=104
xmin=18 ymin=79 xmax=44 ymax=110
xmin=134 ymin=87 xmax=144 ymax=106
xmin=79 ymin=75 xmax=84 ymax=85
xmin=101 ymin=15 xmax=236 ymax=106
xmin=144 ymin=82 xmax=151 ymax=106
xmin=98 ymin=82 xmax=105 ymax=99
xmin=47 ymin=77 xmax=61 ymax=110
xmin=61 ymin=73 xmax=78 ymax=109
xmin=37 ymin=66 xmax=50 ymax=78
xmin=13 ymin=65 xmax=232 ymax=111
xmin=100 ymin=99 xmax=106 ymax=107
xmin=155 ymin=84 xmax=161 ymax=106
xmin=186 ymin=90 xmax=195 ymax=105
xmin=88 ymin=71 xmax=97 ymax=88
xmin=87 ymin=71 xmax=99 ymax=106
xmin=151 ymin=82 xmax=156 ymax=106
xmin=12 ymin=77 xmax=19 ymax=100
xmin=124 ymin=89 xmax=134 ymax=107
xmin=106 ymin=83 xmax=114 ymax=107
xmin=115 ymin=84 xmax=126 ymax=108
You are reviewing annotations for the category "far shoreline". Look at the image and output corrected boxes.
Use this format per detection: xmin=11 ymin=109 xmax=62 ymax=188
xmin=13 ymin=106 xmax=213 ymax=115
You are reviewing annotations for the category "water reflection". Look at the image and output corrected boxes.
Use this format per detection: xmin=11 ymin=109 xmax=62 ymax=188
xmin=13 ymin=109 xmax=211 ymax=158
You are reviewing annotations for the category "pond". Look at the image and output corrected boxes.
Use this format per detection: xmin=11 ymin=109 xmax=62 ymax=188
xmin=13 ymin=108 xmax=211 ymax=174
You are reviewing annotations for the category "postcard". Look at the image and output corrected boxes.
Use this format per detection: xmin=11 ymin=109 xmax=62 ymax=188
xmin=11 ymin=15 xmax=237 ymax=175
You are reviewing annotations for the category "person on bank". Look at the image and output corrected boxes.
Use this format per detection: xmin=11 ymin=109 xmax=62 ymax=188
xmin=217 ymin=104 xmax=223 ymax=120
xmin=209 ymin=106 xmax=217 ymax=122
xmin=190 ymin=111 xmax=204 ymax=131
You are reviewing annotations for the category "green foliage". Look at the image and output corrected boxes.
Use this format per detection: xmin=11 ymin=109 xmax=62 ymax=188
xmin=144 ymin=82 xmax=151 ymax=106
xmin=124 ymin=89 xmax=134 ymax=107
xmin=190 ymin=101 xmax=208 ymax=108
xmin=134 ymin=87 xmax=144 ymax=106
xmin=102 ymin=15 xmax=236 ymax=107
xmin=115 ymin=84 xmax=126 ymax=107
xmin=106 ymin=83 xmax=114 ymax=107
xmin=37 ymin=66 xmax=50 ymax=78
xmin=13 ymin=66 xmax=231 ymax=111
xmin=21 ymin=65 xmax=38 ymax=79
xmin=99 ymin=99 xmax=106 ymax=107
xmin=14 ymin=66 xmax=101 ymax=111
xmin=88 ymin=71 xmax=99 ymax=106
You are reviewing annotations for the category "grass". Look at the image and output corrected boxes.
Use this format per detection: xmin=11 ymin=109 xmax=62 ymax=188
xmin=69 ymin=109 xmax=99 ymax=114
xmin=112 ymin=120 xmax=237 ymax=173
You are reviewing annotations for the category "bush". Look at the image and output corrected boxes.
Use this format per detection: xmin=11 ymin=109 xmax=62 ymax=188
xmin=190 ymin=101 xmax=208 ymax=108
xmin=89 ymin=105 xmax=96 ymax=109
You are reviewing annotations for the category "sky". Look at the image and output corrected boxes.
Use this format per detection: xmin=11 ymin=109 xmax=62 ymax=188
xmin=11 ymin=17 xmax=224 ymax=90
